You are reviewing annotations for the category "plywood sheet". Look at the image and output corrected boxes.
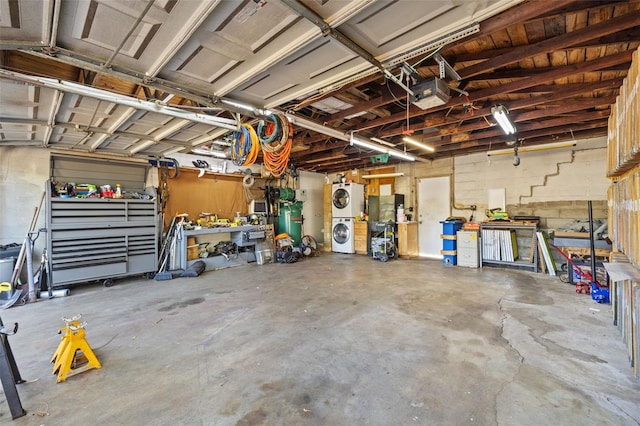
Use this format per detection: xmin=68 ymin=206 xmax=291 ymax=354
xmin=165 ymin=170 xmax=246 ymax=229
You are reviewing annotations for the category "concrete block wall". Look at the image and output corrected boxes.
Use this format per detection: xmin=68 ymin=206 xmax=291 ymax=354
xmin=391 ymin=136 xmax=608 ymax=230
xmin=508 ymin=200 xmax=608 ymax=230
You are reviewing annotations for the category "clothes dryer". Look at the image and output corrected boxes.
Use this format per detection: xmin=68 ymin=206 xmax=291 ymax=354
xmin=331 ymin=183 xmax=364 ymax=217
xmin=332 ymin=217 xmax=355 ymax=254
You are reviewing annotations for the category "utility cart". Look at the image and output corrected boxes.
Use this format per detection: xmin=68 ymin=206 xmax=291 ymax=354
xmin=370 ymin=221 xmax=397 ymax=262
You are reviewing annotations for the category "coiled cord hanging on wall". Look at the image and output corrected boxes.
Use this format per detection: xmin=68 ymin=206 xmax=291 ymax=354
xmin=231 ymin=123 xmax=260 ymax=167
xmin=258 ymin=112 xmax=292 ymax=177
xmin=242 ymin=173 xmax=256 ymax=203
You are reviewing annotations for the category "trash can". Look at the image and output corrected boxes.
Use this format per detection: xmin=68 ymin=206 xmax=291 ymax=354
xmin=0 ymin=243 xmax=20 ymax=283
xmin=0 ymin=257 xmax=15 ymax=282
xmin=0 ymin=243 xmax=21 ymax=260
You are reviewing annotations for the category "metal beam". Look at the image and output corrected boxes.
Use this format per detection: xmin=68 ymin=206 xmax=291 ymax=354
xmin=0 ymin=70 xmax=239 ymax=130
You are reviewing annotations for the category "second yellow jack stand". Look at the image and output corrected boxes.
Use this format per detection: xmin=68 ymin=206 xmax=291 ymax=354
xmin=51 ymin=315 xmax=101 ymax=383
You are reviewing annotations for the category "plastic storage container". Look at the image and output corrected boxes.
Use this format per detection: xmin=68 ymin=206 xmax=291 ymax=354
xmin=440 ymin=220 xmax=464 ymax=235
xmin=440 ymin=220 xmax=464 ymax=265
xmin=255 ymin=240 xmax=274 ymax=265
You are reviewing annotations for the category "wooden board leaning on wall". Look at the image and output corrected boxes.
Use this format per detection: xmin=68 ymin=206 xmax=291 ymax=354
xmin=609 ymin=165 xmax=640 ymax=269
xmin=607 ymin=47 xmax=639 ymax=177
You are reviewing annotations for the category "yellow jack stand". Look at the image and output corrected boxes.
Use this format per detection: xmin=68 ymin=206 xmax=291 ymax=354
xmin=51 ymin=315 xmax=101 ymax=383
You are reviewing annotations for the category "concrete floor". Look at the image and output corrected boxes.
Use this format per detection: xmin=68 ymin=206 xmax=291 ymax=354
xmin=1 ymin=254 xmax=639 ymax=425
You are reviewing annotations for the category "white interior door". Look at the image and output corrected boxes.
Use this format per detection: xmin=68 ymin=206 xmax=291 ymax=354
xmin=418 ymin=176 xmax=451 ymax=258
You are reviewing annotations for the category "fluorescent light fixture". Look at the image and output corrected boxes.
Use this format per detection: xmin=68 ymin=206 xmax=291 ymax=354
xmin=284 ymin=113 xmax=348 ymax=141
xmin=487 ymin=141 xmax=577 ymax=157
xmin=350 ymin=134 xmax=389 ymax=154
xmin=491 ymin=105 xmax=516 ymax=135
xmin=284 ymin=114 xmax=415 ymax=162
xmin=371 ymin=137 xmax=396 ymax=147
xmin=362 ymin=172 xmax=405 ymax=179
xmin=388 ymin=149 xmax=416 ymax=162
xmin=403 ymin=136 xmax=435 ymax=152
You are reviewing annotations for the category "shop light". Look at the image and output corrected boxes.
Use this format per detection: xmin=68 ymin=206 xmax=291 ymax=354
xmin=349 ymin=134 xmax=389 ymax=154
xmin=362 ymin=172 xmax=405 ymax=179
xmin=284 ymin=113 xmax=349 ymax=141
xmin=402 ymin=136 xmax=435 ymax=152
xmin=491 ymin=105 xmax=516 ymax=135
xmin=387 ymin=149 xmax=416 ymax=162
xmin=370 ymin=137 xmax=396 ymax=147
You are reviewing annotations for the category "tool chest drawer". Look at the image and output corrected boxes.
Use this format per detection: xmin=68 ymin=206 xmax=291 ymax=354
xmin=46 ymin=183 xmax=158 ymax=287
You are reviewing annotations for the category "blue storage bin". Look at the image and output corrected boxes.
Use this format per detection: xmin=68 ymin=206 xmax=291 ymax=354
xmin=442 ymin=239 xmax=457 ymax=250
xmin=442 ymin=255 xmax=457 ymax=266
xmin=591 ymin=283 xmax=610 ymax=304
xmin=440 ymin=220 xmax=464 ymax=235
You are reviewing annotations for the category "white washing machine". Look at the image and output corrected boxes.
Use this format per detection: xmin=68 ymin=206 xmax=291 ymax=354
xmin=332 ymin=217 xmax=355 ymax=254
xmin=332 ymin=183 xmax=364 ymax=217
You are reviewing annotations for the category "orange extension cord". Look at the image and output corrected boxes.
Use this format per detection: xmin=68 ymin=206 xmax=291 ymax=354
xmin=259 ymin=113 xmax=292 ymax=177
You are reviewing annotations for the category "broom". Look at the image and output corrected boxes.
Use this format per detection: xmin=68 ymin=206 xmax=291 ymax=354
xmin=154 ymin=215 xmax=186 ymax=280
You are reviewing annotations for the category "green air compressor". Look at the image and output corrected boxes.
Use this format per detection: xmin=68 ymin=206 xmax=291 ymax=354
xmin=278 ymin=201 xmax=303 ymax=246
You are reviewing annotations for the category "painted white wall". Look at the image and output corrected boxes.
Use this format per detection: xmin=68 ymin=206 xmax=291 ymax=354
xmin=298 ymin=170 xmax=325 ymax=243
xmin=0 ymin=147 xmax=50 ymax=256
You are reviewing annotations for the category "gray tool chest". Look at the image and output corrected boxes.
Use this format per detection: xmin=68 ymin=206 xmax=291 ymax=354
xmin=46 ymin=187 xmax=157 ymax=287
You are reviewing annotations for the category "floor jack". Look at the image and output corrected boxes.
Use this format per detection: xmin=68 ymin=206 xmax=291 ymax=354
xmin=51 ymin=315 xmax=101 ymax=383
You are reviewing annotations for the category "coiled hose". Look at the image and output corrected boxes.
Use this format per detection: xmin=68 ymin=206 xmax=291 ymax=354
xmin=231 ymin=123 xmax=260 ymax=167
xmin=258 ymin=112 xmax=292 ymax=177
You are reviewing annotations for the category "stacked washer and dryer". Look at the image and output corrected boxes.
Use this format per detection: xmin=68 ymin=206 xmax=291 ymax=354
xmin=331 ymin=183 xmax=364 ymax=254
